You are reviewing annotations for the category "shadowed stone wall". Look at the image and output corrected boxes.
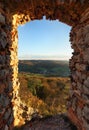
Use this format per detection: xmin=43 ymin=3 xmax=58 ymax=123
xmin=68 ymin=8 xmax=89 ymax=130
xmin=0 ymin=0 xmax=89 ymax=130
xmin=0 ymin=3 xmax=14 ymax=130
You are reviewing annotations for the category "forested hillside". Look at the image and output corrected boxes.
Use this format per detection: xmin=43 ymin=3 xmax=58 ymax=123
xmin=18 ymin=60 xmax=70 ymax=77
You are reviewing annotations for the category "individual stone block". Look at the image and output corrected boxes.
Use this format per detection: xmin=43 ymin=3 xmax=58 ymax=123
xmin=0 ymin=69 xmax=9 ymax=79
xmin=0 ymin=94 xmax=10 ymax=107
xmin=72 ymin=97 xmax=77 ymax=111
xmin=77 ymin=106 xmax=82 ymax=119
xmin=81 ymin=74 xmax=86 ymax=80
xmin=5 ymin=125 xmax=8 ymax=130
xmin=75 ymin=63 xmax=80 ymax=70
xmin=82 ymin=105 xmax=89 ymax=120
xmin=7 ymin=113 xmax=14 ymax=126
xmin=84 ymin=77 xmax=89 ymax=88
xmin=83 ymin=48 xmax=89 ymax=62
xmin=82 ymin=118 xmax=89 ymax=130
xmin=0 ymin=55 xmax=6 ymax=64
xmin=76 ymin=71 xmax=81 ymax=78
xmin=0 ymin=13 xmax=5 ymax=24
xmin=3 ymin=108 xmax=11 ymax=120
xmin=77 ymin=82 xmax=82 ymax=90
xmin=8 ymin=81 xmax=13 ymax=92
xmin=83 ymin=85 xmax=89 ymax=95
xmin=82 ymin=94 xmax=89 ymax=103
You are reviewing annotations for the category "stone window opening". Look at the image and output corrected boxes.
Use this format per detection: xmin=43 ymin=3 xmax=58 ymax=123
xmin=16 ymin=18 xmax=72 ymax=126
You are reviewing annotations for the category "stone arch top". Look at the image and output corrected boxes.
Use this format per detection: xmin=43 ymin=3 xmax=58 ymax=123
xmin=1 ymin=0 xmax=89 ymax=26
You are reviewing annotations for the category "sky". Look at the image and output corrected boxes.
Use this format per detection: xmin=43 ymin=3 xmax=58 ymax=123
xmin=18 ymin=17 xmax=72 ymax=60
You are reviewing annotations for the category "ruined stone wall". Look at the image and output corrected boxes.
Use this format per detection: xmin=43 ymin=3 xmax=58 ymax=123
xmin=0 ymin=0 xmax=89 ymax=130
xmin=0 ymin=3 xmax=21 ymax=130
xmin=68 ymin=8 xmax=89 ymax=130
xmin=0 ymin=4 xmax=14 ymax=130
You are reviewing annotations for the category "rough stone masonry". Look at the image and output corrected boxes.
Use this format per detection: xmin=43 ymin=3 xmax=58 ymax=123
xmin=0 ymin=0 xmax=89 ymax=130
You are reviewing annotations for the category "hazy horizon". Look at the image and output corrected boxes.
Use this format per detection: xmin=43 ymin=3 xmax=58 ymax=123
xmin=18 ymin=54 xmax=71 ymax=61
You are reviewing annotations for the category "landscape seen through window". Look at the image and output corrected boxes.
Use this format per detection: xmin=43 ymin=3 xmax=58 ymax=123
xmin=17 ymin=19 xmax=72 ymax=126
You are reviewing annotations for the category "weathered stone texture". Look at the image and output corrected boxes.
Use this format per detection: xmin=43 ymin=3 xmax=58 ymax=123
xmin=0 ymin=0 xmax=89 ymax=130
xmin=68 ymin=8 xmax=89 ymax=130
xmin=0 ymin=2 xmax=20 ymax=130
xmin=0 ymin=10 xmax=13 ymax=130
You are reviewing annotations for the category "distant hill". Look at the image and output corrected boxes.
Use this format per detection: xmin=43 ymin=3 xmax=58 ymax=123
xmin=18 ymin=60 xmax=70 ymax=77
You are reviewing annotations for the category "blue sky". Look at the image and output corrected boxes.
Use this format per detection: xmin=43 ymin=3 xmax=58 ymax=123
xmin=18 ymin=17 xmax=72 ymax=60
